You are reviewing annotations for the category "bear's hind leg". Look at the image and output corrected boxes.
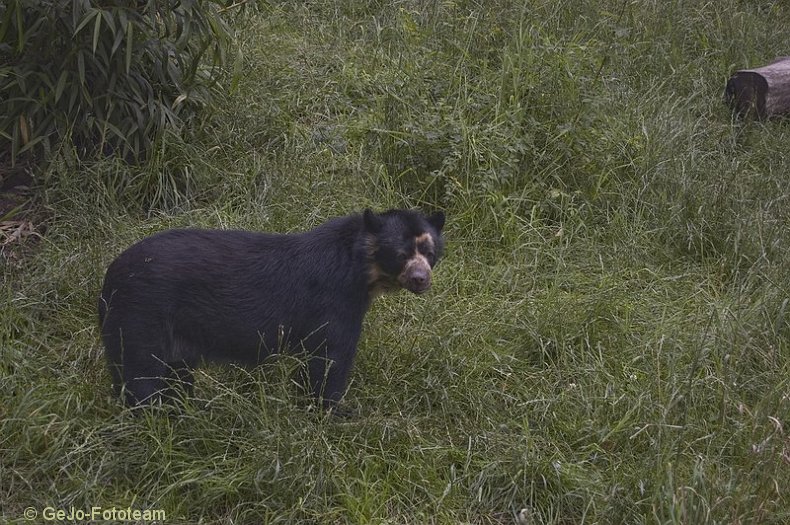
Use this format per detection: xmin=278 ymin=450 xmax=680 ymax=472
xmin=123 ymin=376 xmax=171 ymax=406
xmin=121 ymin=360 xmax=196 ymax=406
xmin=167 ymin=362 xmax=195 ymax=398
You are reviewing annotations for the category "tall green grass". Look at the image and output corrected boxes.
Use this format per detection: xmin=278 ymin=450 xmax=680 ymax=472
xmin=2 ymin=1 xmax=788 ymax=523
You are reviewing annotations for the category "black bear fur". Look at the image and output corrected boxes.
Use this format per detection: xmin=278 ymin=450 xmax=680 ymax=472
xmin=98 ymin=209 xmax=445 ymax=409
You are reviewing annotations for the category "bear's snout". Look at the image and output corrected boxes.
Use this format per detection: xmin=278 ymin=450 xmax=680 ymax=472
xmin=399 ymin=256 xmax=433 ymax=294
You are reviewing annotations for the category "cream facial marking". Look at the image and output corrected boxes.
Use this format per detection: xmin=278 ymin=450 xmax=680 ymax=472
xmin=414 ymin=232 xmax=434 ymax=252
xmin=368 ymin=262 xmax=398 ymax=296
xmin=397 ymin=233 xmax=435 ymax=293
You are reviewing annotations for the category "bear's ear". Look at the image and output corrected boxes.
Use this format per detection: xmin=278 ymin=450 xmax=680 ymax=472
xmin=427 ymin=211 xmax=445 ymax=233
xmin=363 ymin=209 xmax=383 ymax=233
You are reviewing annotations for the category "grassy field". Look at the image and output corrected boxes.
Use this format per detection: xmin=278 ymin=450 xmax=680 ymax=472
xmin=2 ymin=1 xmax=789 ymax=523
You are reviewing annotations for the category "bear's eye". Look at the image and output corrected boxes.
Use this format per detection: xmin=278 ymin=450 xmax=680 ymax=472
xmin=416 ymin=241 xmax=432 ymax=254
xmin=416 ymin=242 xmax=434 ymax=261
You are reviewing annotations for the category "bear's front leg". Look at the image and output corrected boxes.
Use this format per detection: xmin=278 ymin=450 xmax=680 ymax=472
xmin=307 ymin=350 xmax=354 ymax=409
xmin=303 ymin=322 xmax=362 ymax=413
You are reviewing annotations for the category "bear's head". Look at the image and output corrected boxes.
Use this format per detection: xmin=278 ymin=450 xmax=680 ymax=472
xmin=364 ymin=209 xmax=445 ymax=295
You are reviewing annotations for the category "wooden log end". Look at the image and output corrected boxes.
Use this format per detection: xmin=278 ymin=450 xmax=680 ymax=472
xmin=726 ymin=57 xmax=790 ymax=119
xmin=725 ymin=71 xmax=768 ymax=118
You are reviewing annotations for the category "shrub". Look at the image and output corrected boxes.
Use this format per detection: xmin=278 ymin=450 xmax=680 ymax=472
xmin=0 ymin=0 xmax=233 ymax=164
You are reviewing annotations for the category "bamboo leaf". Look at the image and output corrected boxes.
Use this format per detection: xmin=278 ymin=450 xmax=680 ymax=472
xmin=92 ymin=9 xmax=102 ymax=54
xmin=117 ymin=8 xmax=127 ymax=33
xmin=11 ymin=125 xmax=19 ymax=160
xmin=111 ymin=22 xmax=124 ymax=56
xmin=18 ymin=134 xmax=46 ymax=154
xmin=77 ymin=51 xmax=85 ymax=85
xmin=125 ymin=21 xmax=133 ymax=75
xmin=172 ymin=93 xmax=188 ymax=109
xmin=100 ymin=119 xmax=128 ymax=144
xmin=54 ymin=70 xmax=68 ymax=103
xmin=0 ymin=0 xmax=14 ymax=44
xmin=68 ymin=83 xmax=79 ymax=114
xmin=74 ymin=8 xmax=96 ymax=34
xmin=14 ymin=0 xmax=23 ymax=52
xmin=101 ymin=8 xmax=115 ymax=35
xmin=18 ymin=114 xmax=29 ymax=145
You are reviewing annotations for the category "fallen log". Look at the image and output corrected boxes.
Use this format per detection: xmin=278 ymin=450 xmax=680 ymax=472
xmin=725 ymin=57 xmax=790 ymax=118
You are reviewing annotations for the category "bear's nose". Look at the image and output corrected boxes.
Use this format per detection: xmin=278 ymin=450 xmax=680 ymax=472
xmin=409 ymin=270 xmax=431 ymax=292
xmin=398 ymin=257 xmax=434 ymax=294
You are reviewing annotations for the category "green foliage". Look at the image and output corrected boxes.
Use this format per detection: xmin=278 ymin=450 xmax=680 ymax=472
xmin=0 ymin=0 xmax=233 ymax=163
xmin=2 ymin=1 xmax=790 ymax=524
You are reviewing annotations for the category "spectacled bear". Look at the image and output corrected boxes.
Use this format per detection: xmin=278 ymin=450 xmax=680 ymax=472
xmin=98 ymin=209 xmax=445 ymax=410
